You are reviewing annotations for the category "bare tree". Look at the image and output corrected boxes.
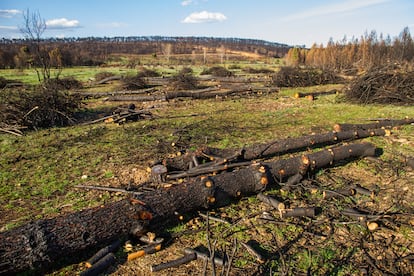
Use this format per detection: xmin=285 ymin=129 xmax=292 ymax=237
xmin=161 ymin=43 xmax=172 ymax=64
xmin=20 ymin=9 xmax=50 ymax=81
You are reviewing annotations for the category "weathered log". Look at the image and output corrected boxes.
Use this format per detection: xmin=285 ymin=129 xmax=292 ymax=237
xmin=107 ymin=94 xmax=166 ymax=102
xmin=333 ymin=118 xmax=414 ymax=132
xmin=95 ymin=75 xmax=122 ymax=85
xmin=74 ymin=87 xmax=157 ymax=98
xmin=0 ymin=143 xmax=376 ymax=274
xmin=294 ymin=89 xmax=338 ymax=99
xmin=164 ymin=128 xmax=386 ymax=172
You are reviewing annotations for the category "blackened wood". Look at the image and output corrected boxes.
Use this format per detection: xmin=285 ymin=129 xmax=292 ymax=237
xmin=0 ymin=143 xmax=376 ymax=275
xmin=281 ymin=207 xmax=317 ymax=218
xmin=80 ymin=253 xmax=116 ymax=276
xmin=333 ymin=118 xmax=414 ymax=132
xmin=294 ymin=89 xmax=338 ymax=99
xmin=127 ymin=243 xmax=162 ymax=261
xmin=85 ymin=240 xmax=120 ymax=267
xmin=107 ymin=94 xmax=165 ymax=102
xmin=150 ymin=253 xmax=197 ymax=272
xmin=240 ymin=241 xmax=266 ymax=264
xmin=257 ymin=193 xmax=285 ymax=210
xmin=183 ymin=248 xmax=226 ymax=266
xmin=323 ymin=188 xmax=356 ymax=199
xmin=0 ymin=200 xmax=145 ymax=275
xmin=163 ymin=129 xmax=386 ymax=172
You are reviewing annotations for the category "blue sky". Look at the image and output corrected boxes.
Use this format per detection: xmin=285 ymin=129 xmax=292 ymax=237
xmin=0 ymin=0 xmax=413 ymax=47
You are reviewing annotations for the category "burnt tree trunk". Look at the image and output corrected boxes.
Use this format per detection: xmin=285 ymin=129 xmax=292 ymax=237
xmin=164 ymin=128 xmax=386 ymax=171
xmin=0 ymin=143 xmax=376 ymax=275
xmin=333 ymin=118 xmax=414 ymax=132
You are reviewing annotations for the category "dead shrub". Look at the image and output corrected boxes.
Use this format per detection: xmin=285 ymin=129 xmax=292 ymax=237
xmin=344 ymin=65 xmax=414 ymax=105
xmin=121 ymin=75 xmax=148 ymax=90
xmin=43 ymin=77 xmax=83 ymax=90
xmin=200 ymin=66 xmax=233 ymax=77
xmin=0 ymin=86 xmax=82 ymax=129
xmin=137 ymin=68 xmax=161 ymax=78
xmin=272 ymin=66 xmax=343 ymax=87
xmin=168 ymin=67 xmax=198 ymax=90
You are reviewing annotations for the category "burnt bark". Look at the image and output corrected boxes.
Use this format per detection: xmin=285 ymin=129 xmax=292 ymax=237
xmin=0 ymin=143 xmax=376 ymax=275
xmin=333 ymin=118 xmax=414 ymax=132
xmin=164 ymin=128 xmax=386 ymax=172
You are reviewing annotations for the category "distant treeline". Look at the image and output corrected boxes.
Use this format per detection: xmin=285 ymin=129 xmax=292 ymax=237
xmin=286 ymin=27 xmax=414 ymax=71
xmin=0 ymin=36 xmax=290 ymax=69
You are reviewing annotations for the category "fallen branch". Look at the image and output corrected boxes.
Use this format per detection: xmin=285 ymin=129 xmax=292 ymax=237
xmin=333 ymin=118 xmax=414 ymax=132
xmin=0 ymin=143 xmax=376 ymax=274
xmin=95 ymin=75 xmax=122 ymax=85
xmin=294 ymin=89 xmax=338 ymax=99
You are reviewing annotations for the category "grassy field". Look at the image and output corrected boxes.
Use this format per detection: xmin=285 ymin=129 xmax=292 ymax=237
xmin=0 ymin=62 xmax=413 ymax=275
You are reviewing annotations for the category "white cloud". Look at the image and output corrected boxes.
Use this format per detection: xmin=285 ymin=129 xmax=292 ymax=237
xmin=46 ymin=18 xmax=80 ymax=29
xmin=0 ymin=9 xmax=21 ymax=18
xmin=0 ymin=25 xmax=18 ymax=31
xmin=182 ymin=11 xmax=227 ymax=23
xmin=181 ymin=0 xmax=194 ymax=6
xmin=282 ymin=0 xmax=391 ymax=21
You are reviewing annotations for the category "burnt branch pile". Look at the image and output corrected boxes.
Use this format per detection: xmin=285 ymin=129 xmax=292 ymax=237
xmin=272 ymin=66 xmax=343 ymax=87
xmin=0 ymin=84 xmax=82 ymax=131
xmin=344 ymin=65 xmax=414 ymax=105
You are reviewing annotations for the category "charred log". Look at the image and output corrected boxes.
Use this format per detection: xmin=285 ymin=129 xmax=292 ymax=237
xmin=0 ymin=143 xmax=376 ymax=274
xmin=294 ymin=89 xmax=338 ymax=99
xmin=333 ymin=118 xmax=414 ymax=132
xmin=163 ymin=128 xmax=387 ymax=172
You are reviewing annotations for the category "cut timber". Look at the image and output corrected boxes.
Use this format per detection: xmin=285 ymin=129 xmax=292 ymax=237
xmin=294 ymin=89 xmax=338 ymax=99
xmin=107 ymin=94 xmax=166 ymax=102
xmin=333 ymin=118 xmax=414 ymax=132
xmin=0 ymin=143 xmax=376 ymax=275
xmin=164 ymin=128 xmax=386 ymax=172
xmin=74 ymin=87 xmax=157 ymax=99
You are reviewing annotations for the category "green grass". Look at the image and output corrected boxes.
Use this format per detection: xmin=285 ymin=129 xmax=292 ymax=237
xmin=1 ymin=89 xmax=413 ymax=229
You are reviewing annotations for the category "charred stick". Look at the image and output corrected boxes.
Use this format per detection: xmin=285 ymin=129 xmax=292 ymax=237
xmin=353 ymin=185 xmax=376 ymax=198
xmin=75 ymin=184 xmax=142 ymax=196
xmin=150 ymin=253 xmax=197 ymax=272
xmin=323 ymin=188 xmax=356 ymax=199
xmin=198 ymin=212 xmax=230 ymax=224
xmin=127 ymin=243 xmax=162 ymax=261
xmin=85 ymin=240 xmax=120 ymax=268
xmin=257 ymin=193 xmax=285 ymax=211
xmin=241 ymin=241 xmax=266 ymax=264
xmin=281 ymin=207 xmax=318 ymax=218
xmin=80 ymin=253 xmax=116 ymax=276
xmin=166 ymin=161 xmax=252 ymax=179
xmin=184 ymin=247 xmax=226 ymax=266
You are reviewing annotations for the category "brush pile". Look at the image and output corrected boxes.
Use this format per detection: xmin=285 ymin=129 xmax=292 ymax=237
xmin=344 ymin=65 xmax=414 ymax=105
xmin=0 ymin=85 xmax=82 ymax=132
xmin=272 ymin=66 xmax=343 ymax=87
